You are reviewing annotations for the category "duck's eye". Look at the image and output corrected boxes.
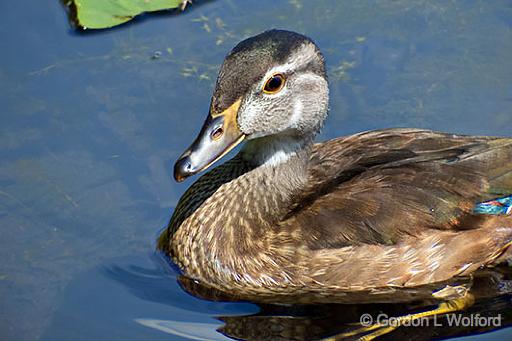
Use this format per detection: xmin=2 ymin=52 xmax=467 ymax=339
xmin=211 ymin=126 xmax=224 ymax=141
xmin=263 ymin=74 xmax=285 ymax=94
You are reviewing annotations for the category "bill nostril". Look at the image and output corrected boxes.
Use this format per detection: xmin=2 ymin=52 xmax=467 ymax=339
xmin=185 ymin=161 xmax=193 ymax=171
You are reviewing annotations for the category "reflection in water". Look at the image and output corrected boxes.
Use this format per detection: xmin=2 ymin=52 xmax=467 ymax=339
xmin=134 ymin=319 xmax=229 ymax=341
xmin=106 ymin=254 xmax=512 ymax=340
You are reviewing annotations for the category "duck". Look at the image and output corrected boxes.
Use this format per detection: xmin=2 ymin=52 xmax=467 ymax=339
xmin=158 ymin=29 xmax=512 ymax=300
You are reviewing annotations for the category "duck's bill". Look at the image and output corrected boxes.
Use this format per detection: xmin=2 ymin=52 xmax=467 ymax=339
xmin=174 ymin=100 xmax=245 ymax=182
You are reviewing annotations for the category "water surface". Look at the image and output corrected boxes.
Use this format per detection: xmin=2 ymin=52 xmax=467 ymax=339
xmin=1 ymin=1 xmax=511 ymax=340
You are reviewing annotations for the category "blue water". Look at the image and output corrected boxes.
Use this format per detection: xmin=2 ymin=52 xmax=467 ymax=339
xmin=1 ymin=1 xmax=511 ymax=340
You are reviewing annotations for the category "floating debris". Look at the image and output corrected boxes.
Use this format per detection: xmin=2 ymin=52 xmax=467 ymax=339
xmin=151 ymin=51 xmax=162 ymax=60
xmin=64 ymin=0 xmax=186 ymax=30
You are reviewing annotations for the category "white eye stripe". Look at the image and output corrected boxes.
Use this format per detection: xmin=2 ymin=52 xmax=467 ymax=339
xmin=259 ymin=42 xmax=319 ymax=91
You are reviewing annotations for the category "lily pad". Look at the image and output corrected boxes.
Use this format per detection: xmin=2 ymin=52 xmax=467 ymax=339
xmin=67 ymin=0 xmax=185 ymax=29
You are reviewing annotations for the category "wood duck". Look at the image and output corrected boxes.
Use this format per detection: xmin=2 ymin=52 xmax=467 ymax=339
xmin=158 ymin=29 xmax=512 ymax=300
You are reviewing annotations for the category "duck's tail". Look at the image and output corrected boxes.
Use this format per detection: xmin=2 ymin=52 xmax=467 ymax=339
xmin=489 ymin=171 xmax=512 ymax=197
xmin=456 ymin=137 xmax=512 ymax=197
xmin=459 ymin=137 xmax=512 ymax=215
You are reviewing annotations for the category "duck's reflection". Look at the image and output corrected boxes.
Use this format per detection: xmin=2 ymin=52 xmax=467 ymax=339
xmin=106 ymin=254 xmax=512 ymax=340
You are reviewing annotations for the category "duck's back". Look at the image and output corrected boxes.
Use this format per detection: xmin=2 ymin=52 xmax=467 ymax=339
xmin=286 ymin=128 xmax=512 ymax=247
xmin=277 ymin=128 xmax=512 ymax=288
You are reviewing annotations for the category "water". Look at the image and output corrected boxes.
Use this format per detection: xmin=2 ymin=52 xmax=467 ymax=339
xmin=0 ymin=0 xmax=511 ymax=340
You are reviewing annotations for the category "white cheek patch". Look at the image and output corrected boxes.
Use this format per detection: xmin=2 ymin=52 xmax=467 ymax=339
xmin=240 ymin=43 xmax=325 ymax=136
xmin=289 ymin=98 xmax=303 ymax=128
xmin=287 ymin=72 xmax=327 ymax=129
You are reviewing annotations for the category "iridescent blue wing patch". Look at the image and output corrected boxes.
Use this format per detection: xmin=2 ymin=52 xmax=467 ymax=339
xmin=474 ymin=195 xmax=512 ymax=215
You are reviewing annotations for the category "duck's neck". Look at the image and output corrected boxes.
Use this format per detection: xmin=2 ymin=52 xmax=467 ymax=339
xmin=241 ymin=134 xmax=312 ymax=199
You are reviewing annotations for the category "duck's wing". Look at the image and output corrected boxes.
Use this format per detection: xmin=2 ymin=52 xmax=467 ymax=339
xmin=283 ymin=128 xmax=512 ymax=249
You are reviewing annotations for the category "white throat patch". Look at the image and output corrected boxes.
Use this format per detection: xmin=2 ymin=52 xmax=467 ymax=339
xmin=242 ymin=136 xmax=303 ymax=167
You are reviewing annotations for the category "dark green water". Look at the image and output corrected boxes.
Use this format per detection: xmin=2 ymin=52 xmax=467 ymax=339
xmin=1 ymin=1 xmax=511 ymax=340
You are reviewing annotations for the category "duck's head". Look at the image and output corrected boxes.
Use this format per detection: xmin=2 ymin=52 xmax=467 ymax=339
xmin=174 ymin=29 xmax=329 ymax=182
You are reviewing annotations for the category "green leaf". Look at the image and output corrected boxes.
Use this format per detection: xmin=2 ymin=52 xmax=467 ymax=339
xmin=70 ymin=0 xmax=184 ymax=29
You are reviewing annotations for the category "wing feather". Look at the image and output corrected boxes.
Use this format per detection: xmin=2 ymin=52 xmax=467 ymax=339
xmin=282 ymin=129 xmax=512 ymax=249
